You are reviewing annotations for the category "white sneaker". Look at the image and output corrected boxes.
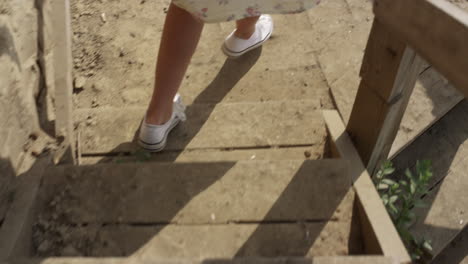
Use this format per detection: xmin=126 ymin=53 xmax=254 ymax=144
xmin=138 ymin=94 xmax=187 ymax=152
xmin=222 ymin=15 xmax=274 ymax=58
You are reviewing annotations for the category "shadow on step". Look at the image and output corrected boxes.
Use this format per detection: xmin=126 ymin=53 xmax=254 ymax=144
xmin=96 ymin=47 xmax=263 ymax=161
xmin=32 ymin=159 xmax=359 ymax=258
xmin=0 ymin=157 xmax=16 ymax=228
xmin=392 ymin=100 xmax=468 ymax=259
xmin=431 ymin=225 xmax=468 ymax=264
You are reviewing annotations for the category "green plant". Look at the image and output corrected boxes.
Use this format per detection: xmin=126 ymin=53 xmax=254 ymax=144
xmin=374 ymin=160 xmax=434 ymax=262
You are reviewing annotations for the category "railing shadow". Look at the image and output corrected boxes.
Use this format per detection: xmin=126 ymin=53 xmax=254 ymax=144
xmin=392 ymin=99 xmax=468 ymax=258
xmin=0 ymin=157 xmax=16 ymax=227
xmin=432 ymin=225 xmax=468 ymax=264
xmin=99 ymin=47 xmax=262 ymax=160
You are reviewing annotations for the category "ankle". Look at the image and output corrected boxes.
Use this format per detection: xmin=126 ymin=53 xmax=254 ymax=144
xmin=234 ymin=27 xmax=256 ymax=39
xmin=145 ymin=110 xmax=172 ymax=125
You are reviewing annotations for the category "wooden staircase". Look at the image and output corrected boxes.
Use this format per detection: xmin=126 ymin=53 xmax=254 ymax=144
xmin=0 ymin=110 xmax=409 ymax=264
xmin=1 ymin=0 xmax=468 ymax=263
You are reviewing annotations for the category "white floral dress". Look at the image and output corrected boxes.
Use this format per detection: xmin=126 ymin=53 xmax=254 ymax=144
xmin=172 ymin=0 xmax=322 ymax=23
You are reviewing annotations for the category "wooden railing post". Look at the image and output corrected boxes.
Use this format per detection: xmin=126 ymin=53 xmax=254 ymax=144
xmin=347 ymin=19 xmax=424 ymax=175
xmin=50 ymin=0 xmax=76 ymax=163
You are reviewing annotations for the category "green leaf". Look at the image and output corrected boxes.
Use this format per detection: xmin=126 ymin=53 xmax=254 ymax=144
xmin=381 ymin=195 xmax=389 ymax=205
xmin=378 ymin=183 xmax=389 ymax=190
xmin=391 ymin=183 xmax=400 ymax=191
xmin=411 ymin=253 xmax=421 ymax=261
xmin=408 ymin=211 xmax=416 ymax=221
xmin=422 ymin=240 xmax=433 ymax=252
xmin=410 ymin=181 xmax=416 ymax=195
xmin=405 ymin=168 xmax=413 ymax=179
xmin=383 ymin=167 xmax=395 ymax=175
xmin=389 ymin=203 xmax=398 ymax=215
xmin=382 ymin=179 xmax=397 ymax=185
xmin=389 ymin=195 xmax=398 ymax=204
xmin=414 ymin=199 xmax=427 ymax=208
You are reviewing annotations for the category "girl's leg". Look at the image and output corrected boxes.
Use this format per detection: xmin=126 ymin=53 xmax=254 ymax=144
xmin=146 ymin=3 xmax=204 ymax=125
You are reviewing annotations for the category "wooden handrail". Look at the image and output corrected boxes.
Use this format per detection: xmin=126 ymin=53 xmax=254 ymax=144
xmin=375 ymin=0 xmax=468 ymax=97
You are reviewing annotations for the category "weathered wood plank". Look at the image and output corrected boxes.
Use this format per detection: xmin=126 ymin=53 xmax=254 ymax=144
xmin=347 ymin=20 xmax=423 ymax=174
xmin=411 ymin=162 xmax=468 ymax=257
xmin=37 ymin=160 xmax=352 ymax=224
xmin=92 ymin=222 xmax=354 ymax=258
xmin=432 ymin=226 xmax=468 ymax=264
xmin=76 ymin=100 xmax=325 ymax=154
xmin=80 ymin=146 xmax=325 ymax=165
xmin=179 ymin=64 xmax=331 ymax=107
xmin=323 ymin=110 xmax=411 ymax=263
xmin=374 ymin=0 xmax=468 ymax=96
xmin=321 ymin=19 xmax=463 ymax=161
xmin=389 ymin=67 xmax=463 ymax=158
xmin=50 ymin=0 xmax=75 ymax=162
xmin=364 ymin=47 xmax=423 ymax=173
xmin=392 ymin=100 xmax=468 ymax=258
xmin=0 ymin=158 xmax=50 ymax=259
xmin=8 ymin=256 xmax=396 ymax=264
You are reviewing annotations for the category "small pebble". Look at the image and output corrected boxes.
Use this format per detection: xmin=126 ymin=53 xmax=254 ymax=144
xmin=61 ymin=245 xmax=82 ymax=256
xmin=304 ymin=151 xmax=312 ymax=158
xmin=100 ymin=12 xmax=107 ymax=23
xmin=37 ymin=240 xmax=51 ymax=253
xmin=86 ymin=119 xmax=97 ymax=126
xmin=74 ymin=76 xmax=87 ymax=90
xmin=91 ymin=98 xmax=99 ymax=108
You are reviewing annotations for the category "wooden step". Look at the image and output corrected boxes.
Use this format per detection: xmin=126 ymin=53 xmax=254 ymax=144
xmin=34 ymin=222 xmax=359 ymax=258
xmin=179 ymin=64 xmax=331 ymax=107
xmin=33 ymin=160 xmax=356 ymax=257
xmin=9 ymin=256 xmax=396 ymax=264
xmin=37 ymin=160 xmax=352 ymax=224
xmin=75 ymin=100 xmax=325 ymax=155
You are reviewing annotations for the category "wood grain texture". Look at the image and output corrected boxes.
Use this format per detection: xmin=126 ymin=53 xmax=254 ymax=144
xmin=8 ymin=256 xmax=397 ymax=264
xmin=374 ymin=0 xmax=468 ymax=96
xmin=50 ymin=0 xmax=76 ymax=162
xmin=76 ymin=100 xmax=325 ymax=154
xmin=0 ymin=158 xmax=50 ymax=259
xmin=38 ymin=160 xmax=352 ymax=224
xmin=324 ymin=110 xmax=411 ymax=263
xmin=392 ymin=100 xmax=468 ymax=258
xmin=346 ymin=20 xmax=423 ymax=174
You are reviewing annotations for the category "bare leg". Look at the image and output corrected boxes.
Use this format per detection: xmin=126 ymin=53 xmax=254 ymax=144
xmin=146 ymin=3 xmax=204 ymax=125
xmin=235 ymin=16 xmax=260 ymax=39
